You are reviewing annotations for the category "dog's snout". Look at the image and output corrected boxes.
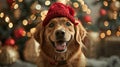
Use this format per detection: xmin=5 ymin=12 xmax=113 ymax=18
xmin=55 ymin=30 xmax=65 ymax=39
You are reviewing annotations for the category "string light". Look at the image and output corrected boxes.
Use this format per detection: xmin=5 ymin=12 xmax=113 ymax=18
xmin=106 ymin=30 xmax=111 ymax=36
xmin=104 ymin=21 xmax=109 ymax=26
xmin=14 ymin=4 xmax=19 ymax=9
xmin=82 ymin=4 xmax=88 ymax=12
xmin=78 ymin=0 xmax=85 ymax=5
xmin=87 ymin=22 xmax=92 ymax=24
xmin=114 ymin=1 xmax=120 ymax=8
xmin=112 ymin=0 xmax=116 ymax=1
xmin=86 ymin=9 xmax=91 ymax=14
xmin=0 ymin=12 xmax=4 ymax=18
xmin=73 ymin=2 xmax=79 ymax=8
xmin=45 ymin=0 xmax=51 ymax=6
xmin=8 ymin=22 xmax=13 ymax=28
xmin=35 ymin=4 xmax=41 ymax=10
xmin=100 ymin=32 xmax=105 ymax=39
xmin=27 ymin=32 xmax=32 ymax=37
xmin=113 ymin=11 xmax=117 ymax=20
xmin=30 ymin=14 xmax=36 ymax=20
xmin=57 ymin=0 xmax=68 ymax=4
xmin=18 ymin=0 xmax=23 ymax=2
xmin=103 ymin=1 xmax=108 ymax=6
xmin=22 ymin=19 xmax=28 ymax=26
xmin=5 ymin=16 xmax=10 ymax=23
xmin=40 ymin=10 xmax=48 ymax=17
xmin=30 ymin=28 xmax=36 ymax=34
xmin=40 ymin=10 xmax=48 ymax=21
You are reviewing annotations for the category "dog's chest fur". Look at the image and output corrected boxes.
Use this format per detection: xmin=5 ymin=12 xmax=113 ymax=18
xmin=37 ymin=50 xmax=86 ymax=67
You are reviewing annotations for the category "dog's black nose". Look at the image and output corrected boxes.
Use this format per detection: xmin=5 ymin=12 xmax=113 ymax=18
xmin=55 ymin=30 xmax=65 ymax=39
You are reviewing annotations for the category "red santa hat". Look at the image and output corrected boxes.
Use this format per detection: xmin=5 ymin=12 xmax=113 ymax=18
xmin=43 ymin=2 xmax=77 ymax=26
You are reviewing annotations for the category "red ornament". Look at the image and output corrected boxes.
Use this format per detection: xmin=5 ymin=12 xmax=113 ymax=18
xmin=14 ymin=28 xmax=26 ymax=38
xmin=5 ymin=38 xmax=15 ymax=46
xmin=7 ymin=0 xmax=15 ymax=6
xmin=83 ymin=15 xmax=92 ymax=22
xmin=100 ymin=9 xmax=107 ymax=16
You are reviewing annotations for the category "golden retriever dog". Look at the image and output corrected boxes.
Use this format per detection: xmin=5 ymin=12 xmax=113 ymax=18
xmin=34 ymin=2 xmax=87 ymax=67
xmin=34 ymin=17 xmax=87 ymax=67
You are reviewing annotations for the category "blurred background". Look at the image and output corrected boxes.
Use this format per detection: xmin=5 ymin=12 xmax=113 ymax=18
xmin=0 ymin=0 xmax=120 ymax=67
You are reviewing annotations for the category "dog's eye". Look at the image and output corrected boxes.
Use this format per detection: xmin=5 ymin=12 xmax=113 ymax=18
xmin=66 ymin=22 xmax=71 ymax=26
xmin=49 ymin=23 xmax=54 ymax=28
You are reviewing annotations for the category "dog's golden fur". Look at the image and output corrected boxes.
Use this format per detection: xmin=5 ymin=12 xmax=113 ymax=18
xmin=34 ymin=17 xmax=87 ymax=67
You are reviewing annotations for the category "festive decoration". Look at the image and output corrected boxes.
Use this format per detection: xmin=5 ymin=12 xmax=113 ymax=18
xmin=0 ymin=45 xmax=19 ymax=65
xmin=95 ymin=0 xmax=120 ymax=39
xmin=5 ymin=38 xmax=15 ymax=46
xmin=100 ymin=8 xmax=107 ymax=16
xmin=83 ymin=15 xmax=92 ymax=22
xmin=23 ymin=37 xmax=40 ymax=63
xmin=14 ymin=27 xmax=26 ymax=38
xmin=30 ymin=1 xmax=41 ymax=14
xmin=43 ymin=2 xmax=76 ymax=26
xmin=110 ymin=1 xmax=120 ymax=11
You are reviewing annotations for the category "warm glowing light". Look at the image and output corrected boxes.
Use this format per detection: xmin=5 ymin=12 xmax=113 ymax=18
xmin=100 ymin=32 xmax=105 ymax=39
xmin=73 ymin=2 xmax=79 ymax=8
xmin=8 ymin=22 xmax=13 ymax=28
xmin=14 ymin=4 xmax=19 ymax=9
xmin=114 ymin=1 xmax=120 ymax=8
xmin=5 ymin=16 xmax=10 ymax=22
xmin=86 ymin=9 xmax=91 ymax=14
xmin=45 ymin=0 xmax=51 ymax=6
xmin=27 ymin=32 xmax=32 ymax=37
xmin=22 ymin=19 xmax=28 ymax=26
xmin=78 ymin=0 xmax=85 ymax=5
xmin=35 ymin=4 xmax=41 ymax=10
xmin=87 ymin=22 xmax=92 ymax=24
xmin=18 ymin=0 xmax=23 ymax=2
xmin=40 ymin=10 xmax=48 ymax=17
xmin=113 ymin=11 xmax=117 ymax=20
xmin=0 ymin=12 xmax=4 ymax=18
xmin=103 ymin=1 xmax=108 ymax=6
xmin=40 ymin=10 xmax=48 ymax=21
xmin=30 ymin=14 xmax=36 ymax=20
xmin=23 ymin=31 xmax=26 ymax=36
xmin=41 ymin=16 xmax=46 ymax=21
xmin=30 ymin=28 xmax=36 ymax=34
xmin=82 ymin=5 xmax=88 ymax=12
xmin=112 ymin=0 xmax=116 ymax=2
xmin=106 ymin=30 xmax=111 ymax=36
xmin=116 ymin=31 xmax=120 ymax=37
xmin=57 ymin=0 xmax=68 ymax=4
xmin=104 ymin=21 xmax=109 ymax=26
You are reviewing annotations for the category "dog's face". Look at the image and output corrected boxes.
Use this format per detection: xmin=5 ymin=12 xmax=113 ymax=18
xmin=34 ymin=17 xmax=87 ymax=54
xmin=44 ymin=17 xmax=75 ymax=53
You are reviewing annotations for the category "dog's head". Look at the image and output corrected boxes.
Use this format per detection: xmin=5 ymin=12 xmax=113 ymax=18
xmin=34 ymin=17 xmax=86 ymax=53
xmin=34 ymin=2 xmax=86 ymax=54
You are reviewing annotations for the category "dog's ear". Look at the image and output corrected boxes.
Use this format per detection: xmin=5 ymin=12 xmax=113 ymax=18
xmin=34 ymin=22 xmax=44 ymax=45
xmin=75 ymin=20 xmax=87 ymax=47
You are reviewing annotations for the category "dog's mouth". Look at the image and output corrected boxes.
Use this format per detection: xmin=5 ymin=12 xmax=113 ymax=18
xmin=54 ymin=41 xmax=67 ymax=53
xmin=50 ymin=39 xmax=68 ymax=53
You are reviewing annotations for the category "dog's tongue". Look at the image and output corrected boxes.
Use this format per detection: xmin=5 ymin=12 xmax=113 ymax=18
xmin=55 ymin=42 xmax=66 ymax=50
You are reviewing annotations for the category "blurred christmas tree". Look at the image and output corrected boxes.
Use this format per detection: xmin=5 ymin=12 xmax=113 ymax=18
xmin=92 ymin=0 xmax=120 ymax=58
xmin=94 ymin=0 xmax=120 ymax=39
xmin=0 ymin=0 xmax=91 ymax=60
